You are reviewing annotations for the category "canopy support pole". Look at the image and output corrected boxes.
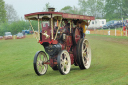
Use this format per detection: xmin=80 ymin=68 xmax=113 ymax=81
xmin=54 ymin=17 xmax=62 ymax=40
xmin=84 ymin=20 xmax=91 ymax=35
xmin=85 ymin=20 xmax=91 ymax=30
xmin=38 ymin=18 xmax=40 ymax=40
xmin=70 ymin=20 xmax=72 ymax=33
xmin=51 ymin=15 xmax=53 ymax=39
xmin=29 ymin=20 xmax=38 ymax=42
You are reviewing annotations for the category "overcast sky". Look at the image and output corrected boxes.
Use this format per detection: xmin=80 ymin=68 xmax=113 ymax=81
xmin=4 ymin=0 xmax=79 ymax=19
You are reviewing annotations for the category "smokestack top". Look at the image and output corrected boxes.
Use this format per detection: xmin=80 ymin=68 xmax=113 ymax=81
xmin=48 ymin=8 xmax=55 ymax=12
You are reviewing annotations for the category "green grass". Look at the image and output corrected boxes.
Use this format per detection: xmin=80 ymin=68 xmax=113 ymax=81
xmin=99 ymin=28 xmax=123 ymax=30
xmin=0 ymin=35 xmax=128 ymax=85
xmin=87 ymin=34 xmax=128 ymax=39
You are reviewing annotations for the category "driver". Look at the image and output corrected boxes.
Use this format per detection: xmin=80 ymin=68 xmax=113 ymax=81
xmin=62 ymin=19 xmax=70 ymax=34
xmin=78 ymin=22 xmax=84 ymax=38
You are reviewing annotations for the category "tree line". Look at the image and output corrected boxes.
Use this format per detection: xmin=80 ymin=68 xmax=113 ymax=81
xmin=60 ymin=0 xmax=128 ymax=21
xmin=0 ymin=0 xmax=128 ymax=36
xmin=0 ymin=20 xmax=38 ymax=35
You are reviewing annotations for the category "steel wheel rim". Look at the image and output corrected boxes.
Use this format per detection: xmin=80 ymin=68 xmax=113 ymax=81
xmin=82 ymin=39 xmax=91 ymax=69
xmin=60 ymin=51 xmax=71 ymax=74
xmin=36 ymin=52 xmax=48 ymax=74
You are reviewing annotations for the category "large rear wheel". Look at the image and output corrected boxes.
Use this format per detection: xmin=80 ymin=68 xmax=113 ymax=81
xmin=77 ymin=38 xmax=91 ymax=69
xmin=73 ymin=28 xmax=81 ymax=45
xmin=33 ymin=51 xmax=48 ymax=76
xmin=57 ymin=50 xmax=71 ymax=75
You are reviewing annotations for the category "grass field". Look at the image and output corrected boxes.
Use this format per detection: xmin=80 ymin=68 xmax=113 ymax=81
xmin=0 ymin=35 xmax=128 ymax=85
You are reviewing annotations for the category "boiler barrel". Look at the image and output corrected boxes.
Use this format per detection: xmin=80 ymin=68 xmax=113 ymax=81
xmin=44 ymin=44 xmax=62 ymax=56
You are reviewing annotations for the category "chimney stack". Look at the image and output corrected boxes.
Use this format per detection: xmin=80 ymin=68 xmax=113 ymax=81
xmin=48 ymin=8 xmax=55 ymax=12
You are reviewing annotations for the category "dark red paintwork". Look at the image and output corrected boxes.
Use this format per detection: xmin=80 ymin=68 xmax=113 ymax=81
xmin=62 ymin=13 xmax=95 ymax=20
xmin=70 ymin=54 xmax=74 ymax=65
xmin=74 ymin=28 xmax=81 ymax=44
xmin=66 ymin=35 xmax=73 ymax=46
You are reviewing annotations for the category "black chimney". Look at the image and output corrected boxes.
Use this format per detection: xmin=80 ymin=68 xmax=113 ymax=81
xmin=48 ymin=8 xmax=55 ymax=12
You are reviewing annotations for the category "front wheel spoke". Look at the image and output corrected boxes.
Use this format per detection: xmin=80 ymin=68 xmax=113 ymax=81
xmin=43 ymin=56 xmax=45 ymax=61
xmin=37 ymin=63 xmax=40 ymax=66
xmin=40 ymin=65 xmax=44 ymax=72
xmin=40 ymin=61 xmax=43 ymax=65
xmin=39 ymin=55 xmax=41 ymax=60
xmin=37 ymin=60 xmax=39 ymax=62
xmin=43 ymin=65 xmax=45 ymax=69
xmin=38 ymin=65 xmax=42 ymax=72
xmin=37 ymin=65 xmax=40 ymax=71
xmin=42 ymin=65 xmax=45 ymax=71
xmin=37 ymin=60 xmax=39 ymax=65
xmin=44 ymin=56 xmax=47 ymax=62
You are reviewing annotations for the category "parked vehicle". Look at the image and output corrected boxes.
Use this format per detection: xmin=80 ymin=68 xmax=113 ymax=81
xmin=16 ymin=33 xmax=25 ymax=39
xmin=109 ymin=20 xmax=124 ymax=29
xmin=0 ymin=36 xmax=3 ymax=40
xmin=88 ymin=19 xmax=106 ymax=29
xmin=22 ymin=30 xmax=30 ymax=35
xmin=125 ymin=19 xmax=128 ymax=24
xmin=4 ymin=32 xmax=13 ymax=40
xmin=103 ymin=20 xmax=118 ymax=29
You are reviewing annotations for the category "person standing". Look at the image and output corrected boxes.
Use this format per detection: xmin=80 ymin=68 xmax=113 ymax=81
xmin=123 ymin=24 xmax=126 ymax=36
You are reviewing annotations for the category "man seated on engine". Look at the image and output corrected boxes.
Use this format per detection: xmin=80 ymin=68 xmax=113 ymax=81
xmin=61 ymin=19 xmax=70 ymax=35
xmin=78 ymin=22 xmax=84 ymax=38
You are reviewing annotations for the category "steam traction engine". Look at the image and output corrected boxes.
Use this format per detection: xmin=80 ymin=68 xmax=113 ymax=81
xmin=24 ymin=8 xmax=95 ymax=75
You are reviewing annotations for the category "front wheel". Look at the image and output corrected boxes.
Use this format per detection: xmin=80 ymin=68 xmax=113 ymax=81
xmin=57 ymin=50 xmax=71 ymax=75
xmin=33 ymin=51 xmax=48 ymax=76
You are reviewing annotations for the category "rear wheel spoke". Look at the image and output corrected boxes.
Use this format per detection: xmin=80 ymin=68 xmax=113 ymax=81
xmin=77 ymin=39 xmax=91 ymax=69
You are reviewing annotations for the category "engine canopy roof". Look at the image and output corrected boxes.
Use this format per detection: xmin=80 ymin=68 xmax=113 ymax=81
xmin=24 ymin=12 xmax=95 ymax=21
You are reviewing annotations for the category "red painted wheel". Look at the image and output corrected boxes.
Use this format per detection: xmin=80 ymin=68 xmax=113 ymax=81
xmin=77 ymin=38 xmax=91 ymax=69
xmin=57 ymin=50 xmax=71 ymax=75
xmin=73 ymin=28 xmax=81 ymax=45
xmin=33 ymin=51 xmax=48 ymax=76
